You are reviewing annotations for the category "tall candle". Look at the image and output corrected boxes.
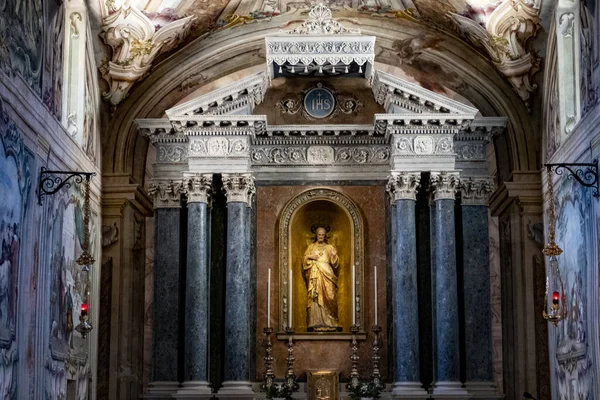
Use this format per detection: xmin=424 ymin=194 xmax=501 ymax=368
xmin=267 ymin=268 xmax=271 ymax=328
xmin=351 ymin=264 xmax=356 ymax=325
xmin=289 ymin=266 xmax=293 ymax=328
xmin=374 ymin=266 xmax=378 ymax=326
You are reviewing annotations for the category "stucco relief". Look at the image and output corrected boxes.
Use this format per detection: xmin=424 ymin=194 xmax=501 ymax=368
xmin=251 ymin=146 xmax=389 ymax=165
xmin=188 ymin=137 xmax=248 ymax=157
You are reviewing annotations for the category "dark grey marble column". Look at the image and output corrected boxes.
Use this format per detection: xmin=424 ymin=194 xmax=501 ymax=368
xmin=147 ymin=180 xmax=184 ymax=396
xmin=461 ymin=178 xmax=498 ymax=396
xmin=430 ymin=172 xmax=467 ymax=395
xmin=219 ymin=174 xmax=256 ymax=397
xmin=387 ymin=173 xmax=428 ymax=398
xmin=177 ymin=174 xmax=213 ymax=397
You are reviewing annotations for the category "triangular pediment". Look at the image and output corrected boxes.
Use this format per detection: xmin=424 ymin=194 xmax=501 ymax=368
xmin=166 ymin=69 xmax=478 ymax=125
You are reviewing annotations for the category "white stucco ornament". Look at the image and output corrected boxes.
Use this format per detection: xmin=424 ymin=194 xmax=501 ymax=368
xmin=99 ymin=6 xmax=194 ymax=106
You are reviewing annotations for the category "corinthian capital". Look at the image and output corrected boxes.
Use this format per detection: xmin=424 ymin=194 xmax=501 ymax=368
xmin=386 ymin=172 xmax=421 ymax=202
xmin=460 ymin=177 xmax=494 ymax=206
xmin=222 ymin=174 xmax=255 ymax=205
xmin=430 ymin=171 xmax=460 ymax=201
xmin=184 ymin=174 xmax=212 ymax=204
xmin=148 ymin=180 xmax=184 ymax=208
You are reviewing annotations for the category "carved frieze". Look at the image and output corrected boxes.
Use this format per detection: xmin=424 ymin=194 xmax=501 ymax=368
xmin=188 ymin=137 xmax=249 ymax=158
xmin=148 ymin=180 xmax=184 ymax=208
xmin=184 ymin=174 xmax=212 ymax=204
xmin=386 ymin=172 xmax=421 ymax=202
xmin=250 ymin=145 xmax=390 ymax=166
xmin=392 ymin=135 xmax=454 ymax=156
xmin=222 ymin=174 xmax=255 ymax=204
xmin=460 ymin=177 xmax=494 ymax=206
xmin=455 ymin=142 xmax=486 ymax=161
xmin=157 ymin=144 xmax=188 ymax=163
xmin=430 ymin=171 xmax=460 ymax=201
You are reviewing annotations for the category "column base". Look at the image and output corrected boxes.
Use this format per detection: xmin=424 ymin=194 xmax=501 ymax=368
xmin=143 ymin=382 xmax=180 ymax=399
xmin=391 ymin=382 xmax=429 ymax=399
xmin=217 ymin=381 xmax=255 ymax=399
xmin=432 ymin=382 xmax=469 ymax=397
xmin=465 ymin=382 xmax=502 ymax=399
xmin=173 ymin=381 xmax=213 ymax=398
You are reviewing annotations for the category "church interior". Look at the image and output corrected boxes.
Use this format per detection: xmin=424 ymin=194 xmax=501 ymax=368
xmin=0 ymin=0 xmax=599 ymax=399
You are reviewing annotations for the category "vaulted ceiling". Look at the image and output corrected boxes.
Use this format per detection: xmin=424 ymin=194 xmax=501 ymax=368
xmin=91 ymin=0 xmax=553 ymax=108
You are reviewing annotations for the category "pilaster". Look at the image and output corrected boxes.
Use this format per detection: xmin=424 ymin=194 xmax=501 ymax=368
xmin=146 ymin=179 xmax=185 ymax=397
xmin=489 ymin=171 xmax=549 ymax=400
xmin=100 ymin=174 xmax=152 ymax=400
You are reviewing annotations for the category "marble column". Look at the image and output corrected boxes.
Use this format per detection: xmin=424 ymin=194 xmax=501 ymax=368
xmin=461 ymin=178 xmax=499 ymax=397
xmin=176 ymin=174 xmax=213 ymax=398
xmin=146 ymin=180 xmax=185 ymax=397
xmin=386 ymin=173 xmax=428 ymax=399
xmin=430 ymin=172 xmax=467 ymax=396
xmin=219 ymin=173 xmax=256 ymax=398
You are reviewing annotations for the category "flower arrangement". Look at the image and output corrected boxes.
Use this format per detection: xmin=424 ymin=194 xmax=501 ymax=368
xmin=347 ymin=381 xmax=383 ymax=400
xmin=264 ymin=383 xmax=294 ymax=400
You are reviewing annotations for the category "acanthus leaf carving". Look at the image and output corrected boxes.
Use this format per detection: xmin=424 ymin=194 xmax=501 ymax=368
xmin=459 ymin=177 xmax=494 ymax=205
xmin=430 ymin=171 xmax=460 ymax=200
xmin=184 ymin=174 xmax=213 ymax=204
xmin=148 ymin=179 xmax=184 ymax=208
xmin=222 ymin=173 xmax=255 ymax=205
xmin=386 ymin=172 xmax=421 ymax=202
xmin=99 ymin=6 xmax=195 ymax=106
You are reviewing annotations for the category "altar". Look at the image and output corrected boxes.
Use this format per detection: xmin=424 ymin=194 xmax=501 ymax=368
xmin=138 ymin=4 xmax=504 ymax=400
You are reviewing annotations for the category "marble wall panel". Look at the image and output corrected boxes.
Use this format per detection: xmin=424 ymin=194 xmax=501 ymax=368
xmin=255 ymin=185 xmax=387 ymax=381
xmin=488 ymin=213 xmax=503 ymax=392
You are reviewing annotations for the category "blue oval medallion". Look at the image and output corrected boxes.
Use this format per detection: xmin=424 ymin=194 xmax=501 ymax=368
xmin=304 ymin=87 xmax=336 ymax=119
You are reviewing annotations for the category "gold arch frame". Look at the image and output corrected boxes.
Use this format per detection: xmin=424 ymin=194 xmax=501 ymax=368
xmin=278 ymin=188 xmax=365 ymax=332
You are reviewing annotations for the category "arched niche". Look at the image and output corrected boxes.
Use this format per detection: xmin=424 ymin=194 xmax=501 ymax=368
xmin=278 ymin=188 xmax=365 ymax=334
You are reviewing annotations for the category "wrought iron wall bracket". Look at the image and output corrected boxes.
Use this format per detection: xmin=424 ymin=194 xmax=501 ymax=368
xmin=38 ymin=167 xmax=96 ymax=205
xmin=545 ymin=160 xmax=599 ymax=198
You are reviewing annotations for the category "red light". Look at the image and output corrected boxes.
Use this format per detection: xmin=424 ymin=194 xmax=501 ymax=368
xmin=552 ymin=291 xmax=560 ymax=304
xmin=81 ymin=303 xmax=88 ymax=312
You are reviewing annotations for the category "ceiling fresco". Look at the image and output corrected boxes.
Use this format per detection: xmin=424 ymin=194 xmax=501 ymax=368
xmin=92 ymin=0 xmax=549 ymax=107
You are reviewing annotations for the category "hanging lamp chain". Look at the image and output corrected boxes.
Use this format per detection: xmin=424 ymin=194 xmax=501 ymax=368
xmin=76 ymin=175 xmax=95 ymax=266
xmin=542 ymin=166 xmax=563 ymax=257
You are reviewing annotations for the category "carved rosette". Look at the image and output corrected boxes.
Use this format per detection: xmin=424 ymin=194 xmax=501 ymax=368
xmin=460 ymin=177 xmax=494 ymax=206
xmin=386 ymin=172 xmax=421 ymax=202
xmin=184 ymin=174 xmax=212 ymax=204
xmin=430 ymin=171 xmax=460 ymax=201
xmin=148 ymin=180 xmax=184 ymax=208
xmin=222 ymin=173 xmax=256 ymax=205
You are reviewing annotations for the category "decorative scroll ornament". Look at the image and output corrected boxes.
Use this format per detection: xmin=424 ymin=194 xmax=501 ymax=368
xmin=148 ymin=180 xmax=184 ymax=208
xmin=284 ymin=4 xmax=361 ymax=35
xmin=460 ymin=177 xmax=494 ymax=205
xmin=430 ymin=171 xmax=460 ymax=200
xmin=222 ymin=174 xmax=256 ymax=204
xmin=386 ymin=172 xmax=421 ymax=202
xmin=184 ymin=174 xmax=212 ymax=204
xmin=449 ymin=0 xmax=541 ymax=105
xmin=99 ymin=6 xmax=194 ymax=106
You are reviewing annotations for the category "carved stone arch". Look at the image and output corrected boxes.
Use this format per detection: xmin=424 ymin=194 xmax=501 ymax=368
xmin=106 ymin=17 xmax=537 ymax=186
xmin=278 ymin=187 xmax=365 ymax=332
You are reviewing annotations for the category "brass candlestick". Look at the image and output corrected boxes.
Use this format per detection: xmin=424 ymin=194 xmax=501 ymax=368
xmin=284 ymin=327 xmax=299 ymax=393
xmin=261 ymin=327 xmax=275 ymax=391
xmin=371 ymin=325 xmax=384 ymax=390
xmin=348 ymin=324 xmax=361 ymax=390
